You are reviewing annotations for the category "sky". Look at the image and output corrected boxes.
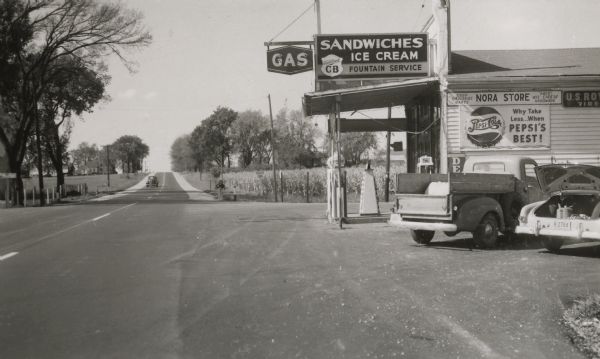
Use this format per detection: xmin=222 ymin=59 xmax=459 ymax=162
xmin=70 ymin=0 xmax=600 ymax=171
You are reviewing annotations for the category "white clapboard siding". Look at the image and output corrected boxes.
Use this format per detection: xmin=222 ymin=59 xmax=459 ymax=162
xmin=446 ymin=106 xmax=461 ymax=153
xmin=446 ymin=105 xmax=600 ymax=165
xmin=546 ymin=106 xmax=600 ymax=165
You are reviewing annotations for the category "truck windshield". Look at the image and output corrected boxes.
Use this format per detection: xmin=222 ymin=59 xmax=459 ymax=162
xmin=472 ymin=162 xmax=506 ymax=173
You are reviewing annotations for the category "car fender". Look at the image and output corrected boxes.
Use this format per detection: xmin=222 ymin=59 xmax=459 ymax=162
xmin=456 ymin=196 xmax=505 ymax=232
xmin=519 ymin=200 xmax=544 ymax=219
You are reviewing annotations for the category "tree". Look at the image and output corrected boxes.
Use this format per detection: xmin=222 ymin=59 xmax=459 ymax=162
xmin=111 ymin=135 xmax=149 ymax=173
xmin=170 ymin=134 xmax=195 ymax=172
xmin=0 ymin=0 xmax=151 ymax=204
xmin=24 ymin=118 xmax=72 ymax=177
xmin=229 ymin=110 xmax=270 ymax=168
xmin=189 ymin=107 xmax=237 ymax=170
xmin=98 ymin=144 xmax=117 ymax=175
xmin=40 ymin=56 xmax=108 ymax=189
xmin=274 ymin=108 xmax=322 ymax=168
xmin=325 ymin=132 xmax=378 ymax=166
xmin=70 ymin=142 xmax=100 ymax=175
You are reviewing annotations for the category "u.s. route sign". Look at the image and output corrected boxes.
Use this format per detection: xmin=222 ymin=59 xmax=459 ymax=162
xmin=267 ymin=46 xmax=313 ymax=75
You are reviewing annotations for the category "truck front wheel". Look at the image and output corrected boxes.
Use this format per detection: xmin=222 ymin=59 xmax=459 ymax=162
xmin=410 ymin=230 xmax=434 ymax=245
xmin=473 ymin=214 xmax=499 ymax=248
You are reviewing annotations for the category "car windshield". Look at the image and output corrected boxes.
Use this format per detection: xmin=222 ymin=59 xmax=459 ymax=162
xmin=472 ymin=162 xmax=506 ymax=174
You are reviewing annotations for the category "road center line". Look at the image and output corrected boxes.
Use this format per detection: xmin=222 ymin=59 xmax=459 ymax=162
xmin=0 ymin=203 xmax=137 ymax=254
xmin=93 ymin=213 xmax=111 ymax=221
xmin=0 ymin=252 xmax=18 ymax=261
xmin=435 ymin=314 xmax=507 ymax=359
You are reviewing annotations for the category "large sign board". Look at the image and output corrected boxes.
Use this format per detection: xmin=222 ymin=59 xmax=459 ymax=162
xmin=315 ymin=33 xmax=428 ymax=81
xmin=448 ymin=154 xmax=466 ymax=173
xmin=563 ymin=90 xmax=600 ymax=108
xmin=450 ymin=91 xmax=555 ymax=151
xmin=448 ymin=91 xmax=562 ymax=106
xmin=460 ymin=105 xmax=550 ymax=151
xmin=267 ymin=46 xmax=313 ymax=75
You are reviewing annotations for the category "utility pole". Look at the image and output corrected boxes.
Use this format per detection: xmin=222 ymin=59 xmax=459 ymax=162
xmin=315 ymin=0 xmax=322 ymax=91
xmin=315 ymin=0 xmax=322 ymax=34
xmin=35 ymin=104 xmax=45 ymax=206
xmin=106 ymin=145 xmax=110 ymax=188
xmin=268 ymin=94 xmax=278 ymax=202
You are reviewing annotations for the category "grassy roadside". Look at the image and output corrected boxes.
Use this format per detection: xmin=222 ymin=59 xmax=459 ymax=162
xmin=564 ymin=294 xmax=600 ymax=358
xmin=22 ymin=173 xmax=148 ymax=194
xmin=179 ymin=172 xmax=214 ymax=192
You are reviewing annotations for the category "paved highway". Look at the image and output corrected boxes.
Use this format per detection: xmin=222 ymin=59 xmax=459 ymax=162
xmin=0 ymin=172 xmax=598 ymax=358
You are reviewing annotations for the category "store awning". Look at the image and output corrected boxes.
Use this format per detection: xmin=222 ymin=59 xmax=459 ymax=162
xmin=303 ymin=77 xmax=439 ymax=117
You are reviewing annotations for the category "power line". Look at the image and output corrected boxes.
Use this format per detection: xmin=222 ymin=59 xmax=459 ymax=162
xmin=268 ymin=2 xmax=315 ymax=43
xmin=355 ymin=110 xmax=439 ymax=135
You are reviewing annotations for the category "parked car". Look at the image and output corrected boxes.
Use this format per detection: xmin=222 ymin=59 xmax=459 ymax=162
xmin=146 ymin=175 xmax=159 ymax=187
xmin=516 ymin=164 xmax=600 ymax=252
xmin=389 ymin=156 xmax=543 ymax=248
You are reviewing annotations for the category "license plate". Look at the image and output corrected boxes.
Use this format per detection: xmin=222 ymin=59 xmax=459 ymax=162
xmin=552 ymin=220 xmax=572 ymax=230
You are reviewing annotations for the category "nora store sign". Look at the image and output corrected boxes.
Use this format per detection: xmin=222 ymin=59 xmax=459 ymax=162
xmin=449 ymin=91 xmax=562 ymax=151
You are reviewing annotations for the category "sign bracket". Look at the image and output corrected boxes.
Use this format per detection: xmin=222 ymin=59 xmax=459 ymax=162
xmin=264 ymin=41 xmax=314 ymax=47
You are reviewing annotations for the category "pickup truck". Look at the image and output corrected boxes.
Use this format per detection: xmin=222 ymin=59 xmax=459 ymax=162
xmin=389 ymin=156 xmax=543 ymax=248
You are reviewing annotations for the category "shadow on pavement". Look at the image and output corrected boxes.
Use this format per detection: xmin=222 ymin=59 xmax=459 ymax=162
xmin=419 ymin=234 xmax=547 ymax=251
xmin=541 ymin=243 xmax=600 ymax=258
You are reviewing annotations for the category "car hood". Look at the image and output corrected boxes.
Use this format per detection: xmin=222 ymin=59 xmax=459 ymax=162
xmin=535 ymin=164 xmax=600 ymax=194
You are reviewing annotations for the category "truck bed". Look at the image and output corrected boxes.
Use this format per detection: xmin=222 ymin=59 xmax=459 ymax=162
xmin=395 ymin=173 xmax=517 ymax=195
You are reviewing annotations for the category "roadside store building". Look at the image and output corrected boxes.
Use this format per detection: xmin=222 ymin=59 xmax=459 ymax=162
xmin=446 ymin=48 xmax=600 ymax=171
xmin=304 ymin=1 xmax=600 ymax=174
xmin=302 ymin=0 xmax=600 ymax=221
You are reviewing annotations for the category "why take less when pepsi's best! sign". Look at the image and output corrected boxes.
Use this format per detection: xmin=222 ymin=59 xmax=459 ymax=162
xmin=315 ymin=33 xmax=428 ymax=80
xmin=448 ymin=91 xmax=562 ymax=151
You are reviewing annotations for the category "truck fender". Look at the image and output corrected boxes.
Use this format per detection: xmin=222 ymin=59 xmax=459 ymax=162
xmin=501 ymin=193 xmax=524 ymax=230
xmin=455 ymin=197 xmax=505 ymax=232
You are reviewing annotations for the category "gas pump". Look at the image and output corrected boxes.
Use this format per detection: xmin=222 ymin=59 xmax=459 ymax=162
xmin=417 ymin=155 xmax=434 ymax=174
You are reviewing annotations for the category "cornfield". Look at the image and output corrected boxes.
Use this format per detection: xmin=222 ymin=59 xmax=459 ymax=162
xmin=222 ymin=165 xmax=403 ymax=202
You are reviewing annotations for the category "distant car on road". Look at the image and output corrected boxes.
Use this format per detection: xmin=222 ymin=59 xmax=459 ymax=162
xmin=516 ymin=164 xmax=600 ymax=252
xmin=146 ymin=175 xmax=159 ymax=188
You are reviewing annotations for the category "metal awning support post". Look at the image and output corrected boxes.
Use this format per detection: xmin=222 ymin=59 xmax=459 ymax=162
xmin=385 ymin=105 xmax=392 ymax=202
xmin=336 ymin=96 xmax=343 ymax=229
xmin=327 ymin=104 xmax=335 ymax=223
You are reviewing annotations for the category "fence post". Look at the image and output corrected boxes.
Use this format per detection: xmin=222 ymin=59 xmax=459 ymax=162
xmin=306 ymin=172 xmax=310 ymax=203
xmin=46 ymin=188 xmax=49 ymax=204
xmin=280 ymin=171 xmax=284 ymax=202
xmin=33 ymin=186 xmax=36 ymax=206
xmin=343 ymin=170 xmax=347 ymax=217
xmin=23 ymin=188 xmax=26 ymax=207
